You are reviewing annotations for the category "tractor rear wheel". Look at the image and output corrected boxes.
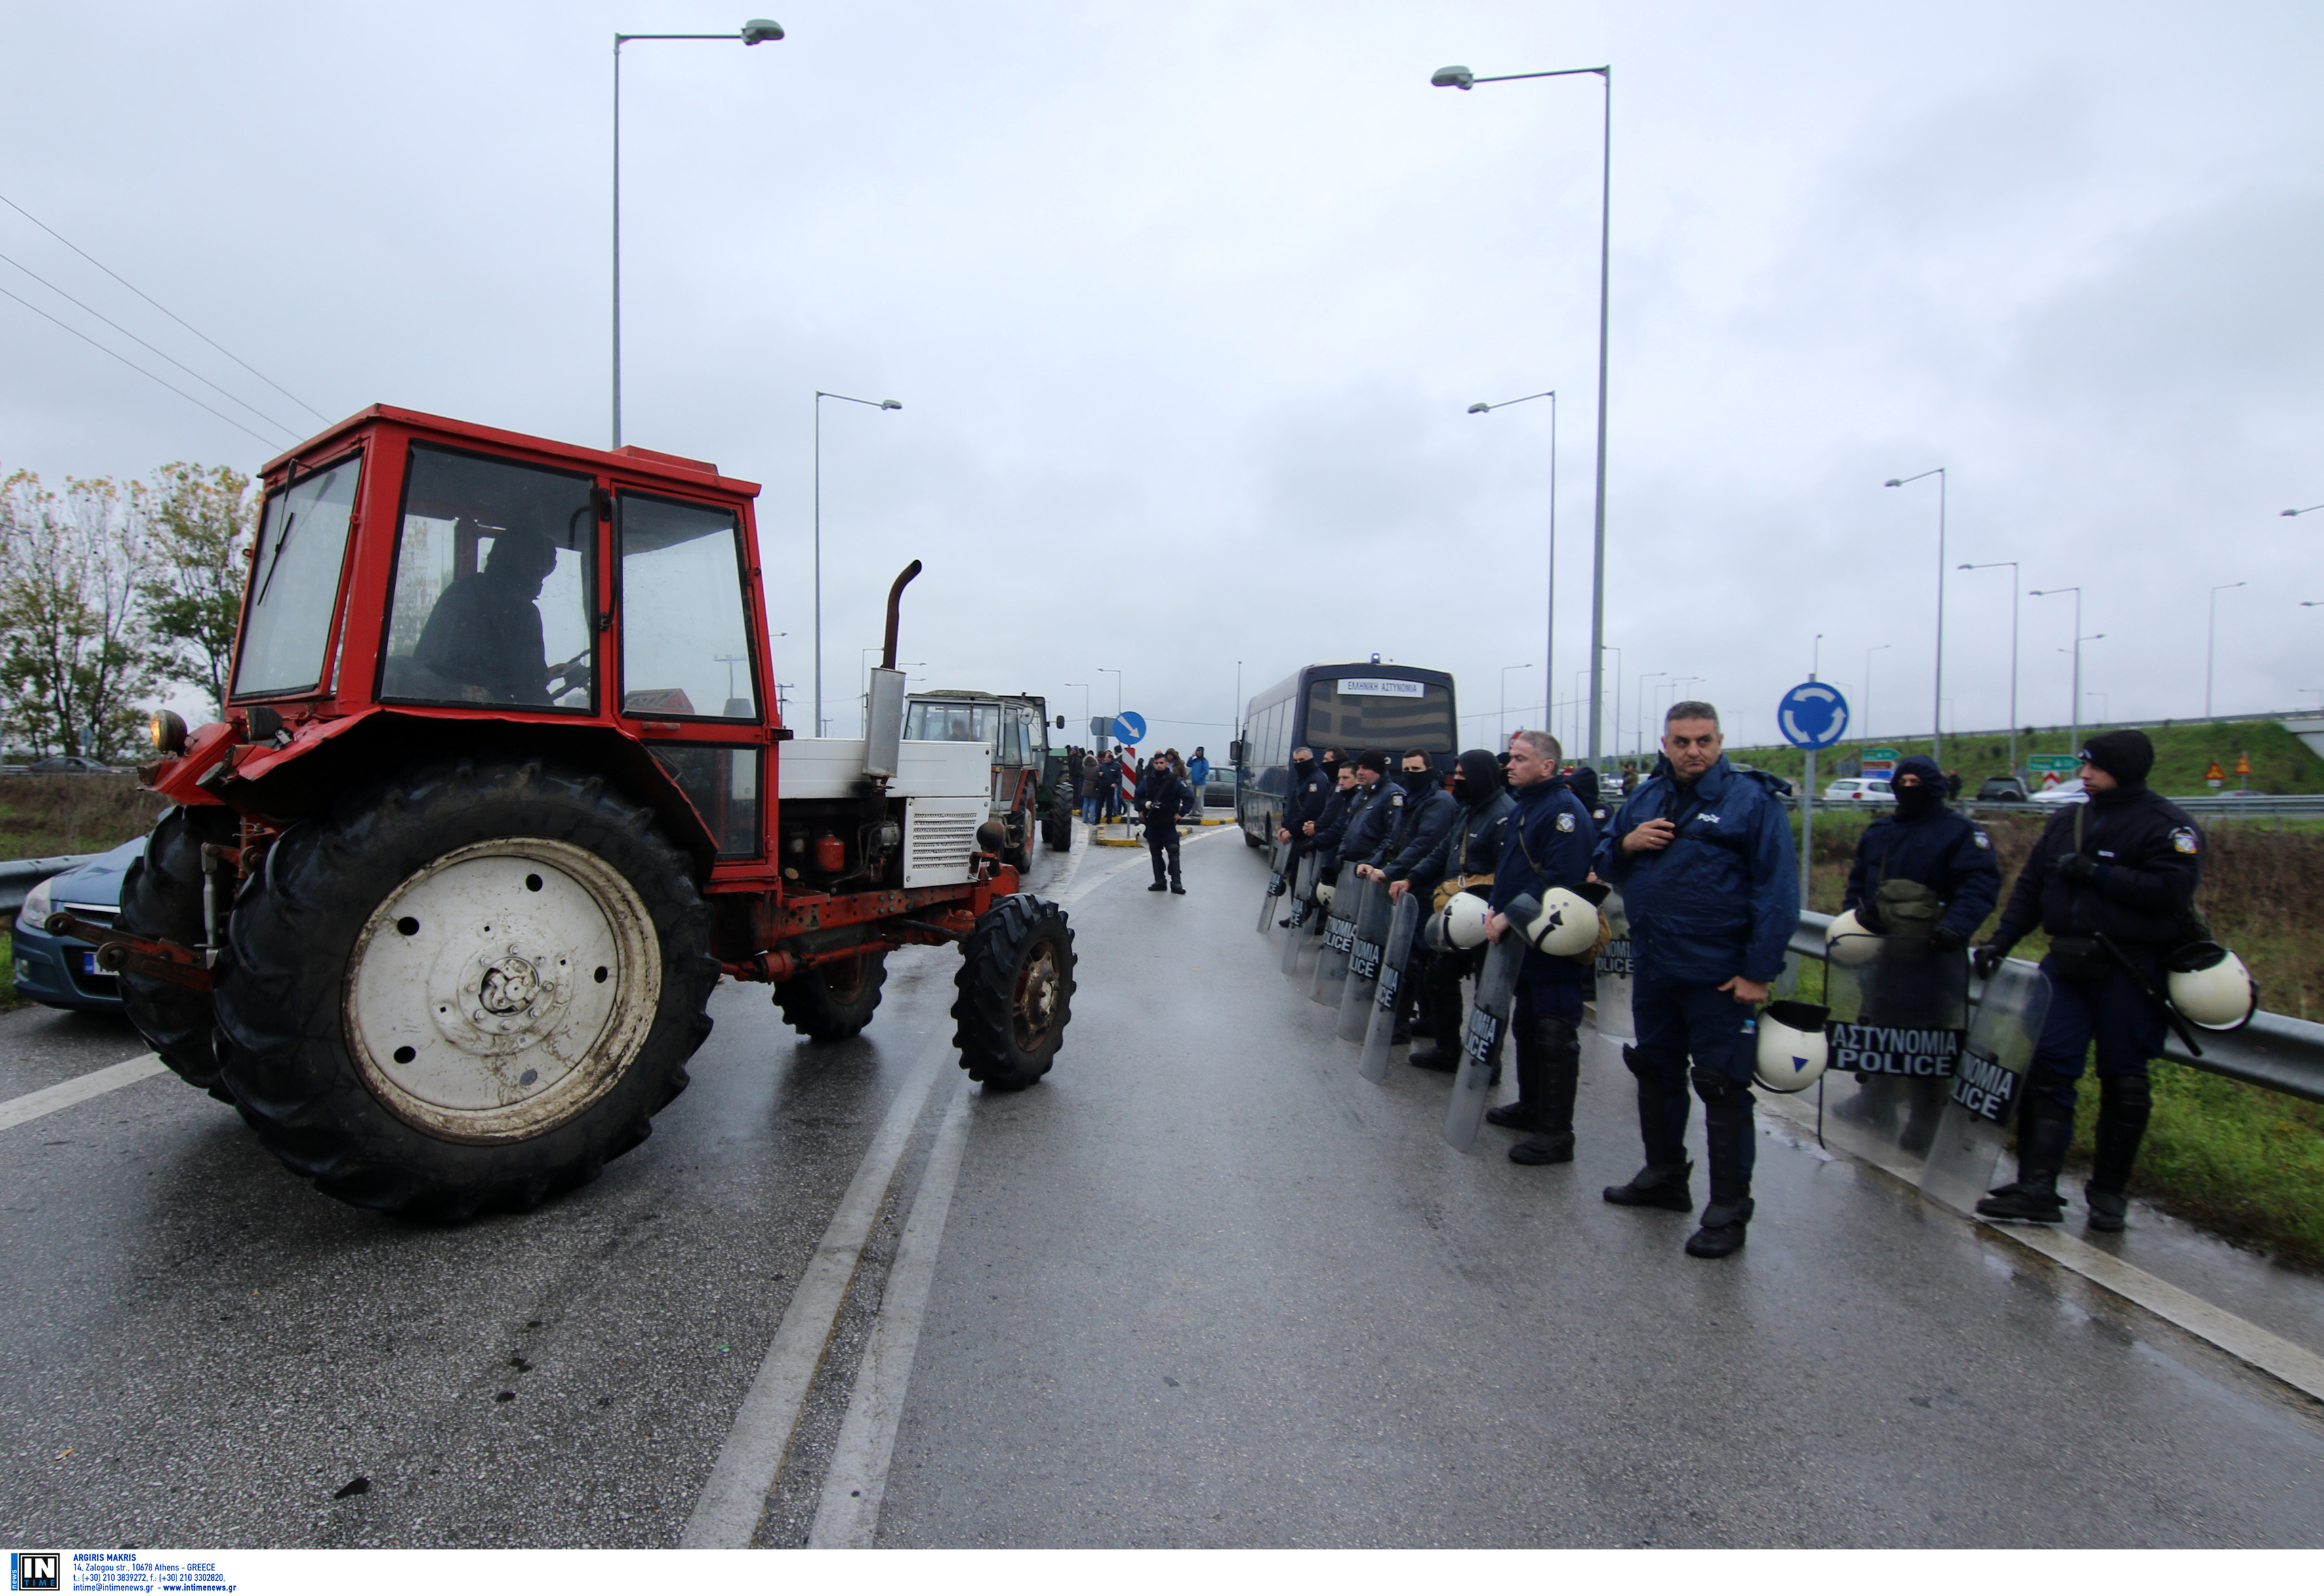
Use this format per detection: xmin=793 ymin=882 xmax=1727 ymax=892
xmin=952 ymin=895 xmax=1074 ymax=1091
xmin=1044 ymin=808 xmax=1072 ymax=852
xmin=772 ymin=948 xmax=889 ymax=1040
xmin=213 ymin=758 xmax=715 ymax=1221
xmin=116 ymin=804 xmax=238 ymax=1099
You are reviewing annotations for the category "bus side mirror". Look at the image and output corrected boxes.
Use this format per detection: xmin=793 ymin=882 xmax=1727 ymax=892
xmin=1229 ymin=740 xmax=1247 ymax=765
xmin=1056 ymin=715 xmax=1066 ymax=729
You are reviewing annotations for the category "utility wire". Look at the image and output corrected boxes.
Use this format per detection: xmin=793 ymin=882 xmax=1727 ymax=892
xmin=0 ymin=190 xmax=329 ymax=423
xmin=0 ymin=283 xmax=281 ymax=449
xmin=0 ymin=249 xmax=296 ymax=442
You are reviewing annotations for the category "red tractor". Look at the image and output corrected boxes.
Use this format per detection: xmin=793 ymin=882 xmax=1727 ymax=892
xmin=75 ymin=406 xmax=1076 ymax=1219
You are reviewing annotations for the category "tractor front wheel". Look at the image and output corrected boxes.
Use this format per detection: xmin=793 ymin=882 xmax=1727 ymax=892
xmin=952 ymin=895 xmax=1074 ymax=1091
xmin=213 ymin=758 xmax=715 ymax=1221
xmin=116 ymin=803 xmax=239 ymax=1099
xmin=773 ymin=948 xmax=889 ymax=1040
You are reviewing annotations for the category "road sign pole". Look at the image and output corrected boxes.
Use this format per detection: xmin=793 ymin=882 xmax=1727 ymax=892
xmin=1801 ymin=747 xmax=1816 ymax=911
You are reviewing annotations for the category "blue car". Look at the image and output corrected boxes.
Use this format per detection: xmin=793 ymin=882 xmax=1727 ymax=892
xmin=12 ymin=836 xmax=145 ymax=1013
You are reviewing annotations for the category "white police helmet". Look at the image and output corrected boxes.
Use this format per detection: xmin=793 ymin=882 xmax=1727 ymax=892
xmin=1825 ymin=908 xmax=1881 ymax=968
xmin=1754 ymin=1000 xmax=1831 ymax=1093
xmin=1509 ymin=888 xmax=1601 ymax=958
xmin=2167 ymin=943 xmax=2257 ymax=1031
xmin=1315 ymin=880 xmax=1335 ymax=907
xmin=1424 ymin=893 xmax=1492 ymax=952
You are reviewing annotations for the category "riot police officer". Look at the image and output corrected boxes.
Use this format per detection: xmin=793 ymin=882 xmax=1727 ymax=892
xmin=1330 ymin=750 xmax=1399 ymax=883
xmin=1593 ymin=701 xmax=1799 ymax=1259
xmin=1276 ymin=747 xmax=1331 ymax=851
xmin=1972 ymin=730 xmax=2202 ymax=1233
xmin=1836 ymin=754 xmax=2001 ymax=1148
xmin=1358 ymin=750 xmax=1458 ymax=896
xmin=1480 ymin=731 xmax=1599 ymax=1164
xmin=1400 ymin=750 xmax=1513 ymax=1067
xmin=1140 ymin=752 xmax=1196 ymax=893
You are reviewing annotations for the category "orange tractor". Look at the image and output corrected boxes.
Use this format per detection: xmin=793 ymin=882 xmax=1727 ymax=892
xmin=71 ymin=406 xmax=1076 ymax=1219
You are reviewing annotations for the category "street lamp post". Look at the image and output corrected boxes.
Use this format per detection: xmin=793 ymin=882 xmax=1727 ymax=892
xmin=2281 ymin=504 xmax=2324 ymax=517
xmin=1883 ymin=467 xmax=1948 ymax=765
xmin=1499 ymin=663 xmax=1533 ymax=741
xmin=1470 ymin=392 xmax=1557 ymax=733
xmin=813 ymin=390 xmax=901 ymax=736
xmin=1602 ymin=644 xmax=1622 ymax=764
xmin=2031 ymin=586 xmax=2085 ymax=758
xmin=1435 ymin=62 xmax=1612 ymax=771
xmin=1957 ymin=561 xmax=2018 ymax=775
xmin=613 ymin=20 xmax=785 ymax=449
xmin=2207 ymin=580 xmax=2247 ymax=718
xmin=1636 ymin=672 xmax=1668 ymax=756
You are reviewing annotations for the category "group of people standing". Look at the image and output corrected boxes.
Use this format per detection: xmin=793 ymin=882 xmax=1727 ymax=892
xmin=1264 ymin=701 xmax=2207 ymax=1258
xmin=1074 ymin=745 xmax=1211 ymax=827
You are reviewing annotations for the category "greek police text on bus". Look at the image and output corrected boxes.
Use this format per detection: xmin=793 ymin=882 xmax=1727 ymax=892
xmin=1593 ymin=701 xmax=1799 ymax=1259
xmin=1479 ymin=732 xmax=1600 ymax=1164
xmin=1971 ymin=729 xmax=2202 ymax=1233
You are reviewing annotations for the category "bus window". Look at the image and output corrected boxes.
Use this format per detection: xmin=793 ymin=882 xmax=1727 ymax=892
xmin=1303 ymin=677 xmax=1454 ymax=754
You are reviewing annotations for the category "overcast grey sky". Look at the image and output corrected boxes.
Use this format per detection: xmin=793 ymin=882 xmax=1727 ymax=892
xmin=5 ymin=1 xmax=2319 ymax=756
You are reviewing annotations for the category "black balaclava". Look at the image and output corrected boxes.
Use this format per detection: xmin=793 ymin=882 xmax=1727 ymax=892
xmin=1451 ymin=748 xmax=1503 ymax=806
xmin=1319 ymin=751 xmax=1342 ymax=779
xmin=1892 ymin=754 xmax=1944 ymax=821
xmin=1399 ymin=764 xmax=1437 ymax=796
xmin=1569 ymin=766 xmax=1600 ymax=809
xmin=1292 ymin=750 xmax=1314 ymax=778
xmin=2080 ymin=729 xmax=2154 ymax=792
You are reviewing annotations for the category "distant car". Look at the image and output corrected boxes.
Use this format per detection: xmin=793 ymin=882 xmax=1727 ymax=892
xmin=1203 ymin=768 xmax=1234 ymax=809
xmin=27 ymin=755 xmax=114 ymax=775
xmin=2031 ymin=778 xmax=2087 ymax=804
xmin=1977 ymin=775 xmax=2031 ymax=802
xmin=10 ymin=836 xmax=144 ymax=1012
xmin=1822 ymin=777 xmax=1893 ymax=803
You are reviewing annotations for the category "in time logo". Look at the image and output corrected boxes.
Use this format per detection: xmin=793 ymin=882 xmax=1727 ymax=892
xmin=10 ymin=1552 xmax=60 ymax=1592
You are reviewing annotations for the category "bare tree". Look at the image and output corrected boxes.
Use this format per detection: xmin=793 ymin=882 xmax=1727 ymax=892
xmin=0 ymin=470 xmax=159 ymax=761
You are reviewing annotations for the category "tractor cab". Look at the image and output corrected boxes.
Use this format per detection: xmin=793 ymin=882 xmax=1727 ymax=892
xmin=903 ymin=690 xmax=1074 ymax=865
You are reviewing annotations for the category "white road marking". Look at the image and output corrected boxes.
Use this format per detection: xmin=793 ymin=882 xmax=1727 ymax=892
xmin=807 ymin=1083 xmax=973 ymax=1548
xmin=0 ymin=1053 xmax=167 ymax=1132
xmin=1753 ymin=1073 xmax=2324 ymax=1402
xmin=680 ymin=1034 xmax=950 ymax=1548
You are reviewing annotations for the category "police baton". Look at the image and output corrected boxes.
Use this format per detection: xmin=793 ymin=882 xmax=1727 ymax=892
xmin=2094 ymin=931 xmax=2203 ymax=1059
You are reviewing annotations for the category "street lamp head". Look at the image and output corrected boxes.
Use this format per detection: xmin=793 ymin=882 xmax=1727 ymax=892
xmin=1883 ymin=479 xmax=1904 ymax=488
xmin=741 ymin=18 xmax=785 ymax=44
xmin=1467 ymin=402 xmax=1490 ymax=413
xmin=880 ymin=399 xmax=902 ymax=410
xmin=1431 ymin=65 xmax=1475 ymax=90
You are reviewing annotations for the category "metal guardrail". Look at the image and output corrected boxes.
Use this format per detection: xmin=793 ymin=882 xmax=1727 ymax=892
xmin=1789 ymin=911 xmax=2324 ymax=1105
xmin=0 ymin=854 xmax=102 ymax=920
xmin=1787 ymin=794 xmax=2324 ymax=818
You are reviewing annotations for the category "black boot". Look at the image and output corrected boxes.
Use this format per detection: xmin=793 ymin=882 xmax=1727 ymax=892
xmin=1977 ymin=1082 xmax=2072 ymax=1223
xmin=1408 ymin=954 xmax=1464 ymax=1069
xmin=1510 ymin=1016 xmax=1581 ymax=1165
xmin=1604 ymin=1046 xmax=1692 ymax=1210
xmin=1684 ymin=1066 xmax=1755 ymax=1258
xmin=2083 ymin=1074 xmax=2151 ymax=1233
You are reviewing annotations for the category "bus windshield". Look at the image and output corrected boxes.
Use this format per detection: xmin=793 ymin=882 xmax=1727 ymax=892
xmin=1301 ymin=676 xmax=1455 ymax=753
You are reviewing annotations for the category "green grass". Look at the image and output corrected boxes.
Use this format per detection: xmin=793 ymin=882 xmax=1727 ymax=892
xmin=1730 ymin=718 xmax=2324 ymax=797
xmin=0 ymin=930 xmax=16 ymax=1010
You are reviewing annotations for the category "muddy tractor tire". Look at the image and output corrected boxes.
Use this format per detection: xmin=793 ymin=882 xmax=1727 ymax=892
xmin=951 ymin=894 xmax=1074 ymax=1092
xmin=116 ymin=804 xmax=239 ymax=1099
xmin=213 ymin=758 xmax=716 ymax=1221
xmin=772 ymin=949 xmax=890 ymax=1040
xmin=1001 ymin=808 xmax=1034 ymax=874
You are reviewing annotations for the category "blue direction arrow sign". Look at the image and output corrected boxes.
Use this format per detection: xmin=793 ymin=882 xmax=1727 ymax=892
xmin=1112 ymin=710 xmax=1147 ymax=745
xmin=1777 ymin=681 xmax=1850 ymax=750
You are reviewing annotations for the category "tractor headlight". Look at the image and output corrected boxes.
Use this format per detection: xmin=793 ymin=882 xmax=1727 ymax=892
xmin=150 ymin=708 xmax=188 ymax=755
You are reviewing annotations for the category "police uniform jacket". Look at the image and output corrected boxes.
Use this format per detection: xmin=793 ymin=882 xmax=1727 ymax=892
xmin=1337 ymin=780 xmax=1401 ymax=870
xmin=1138 ymin=768 xmax=1196 ymax=841
xmin=1841 ymin=810 xmax=2002 ymax=943
xmin=1280 ymin=763 xmax=1332 ymax=840
xmin=1593 ymin=755 xmax=1799 ymax=987
xmin=1994 ymin=784 xmax=2201 ymax=954
xmin=1380 ymin=781 xmax=1460 ymax=884
xmin=1489 ymin=776 xmax=1599 ymax=998
xmin=1409 ymin=787 xmax=1515 ymax=897
xmin=1309 ymin=783 xmax=1358 ymax=863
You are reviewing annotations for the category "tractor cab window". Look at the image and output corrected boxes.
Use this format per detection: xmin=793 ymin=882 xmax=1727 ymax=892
xmin=905 ymin=701 xmax=998 ymax=750
xmin=380 ymin=446 xmax=597 ymax=710
xmin=617 ymin=494 xmax=757 ymax=720
xmin=232 ymin=453 xmax=363 ymax=698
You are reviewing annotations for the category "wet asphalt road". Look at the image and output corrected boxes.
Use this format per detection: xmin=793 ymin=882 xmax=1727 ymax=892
xmin=3 ymin=825 xmax=2321 ymax=1549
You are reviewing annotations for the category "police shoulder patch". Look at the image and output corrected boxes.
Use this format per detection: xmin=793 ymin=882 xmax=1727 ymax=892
xmin=1972 ymin=829 xmax=1991 ymax=849
xmin=1556 ymin=812 xmax=1576 ymax=832
xmin=2171 ymin=826 xmax=2199 ymax=855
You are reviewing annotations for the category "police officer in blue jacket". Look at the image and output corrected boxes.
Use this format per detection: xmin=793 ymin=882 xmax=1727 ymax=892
xmin=1480 ymin=730 xmax=1600 ymax=1164
xmin=1332 ymin=750 xmax=1400 ymax=879
xmin=1593 ymin=701 xmax=1800 ymax=1259
xmin=1840 ymin=754 xmax=2000 ymax=950
xmin=1358 ymin=748 xmax=1460 ymax=898
xmin=1276 ymin=747 xmax=1331 ymax=852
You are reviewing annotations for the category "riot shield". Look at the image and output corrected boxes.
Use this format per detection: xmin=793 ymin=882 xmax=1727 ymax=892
xmin=1591 ymin=889 xmax=1636 ymax=1040
xmin=1255 ymin=840 xmax=1295 ymax=935
xmin=1358 ymin=893 xmax=1421 ymax=1082
xmin=1279 ymin=851 xmax=1322 ymax=977
xmin=1443 ymin=937 xmax=1522 ymax=1152
xmin=1918 ymin=959 xmax=2054 ymax=1217
xmin=1334 ymin=874 xmax=1396 ymax=1040
xmin=1820 ymin=938 xmax=1970 ymax=1158
xmin=1309 ymin=874 xmax=1371 ymax=1006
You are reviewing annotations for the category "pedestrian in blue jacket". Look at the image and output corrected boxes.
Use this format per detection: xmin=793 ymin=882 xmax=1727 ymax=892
xmin=1591 ymin=701 xmax=1799 ymax=1258
xmin=1480 ymin=730 xmax=1600 ymax=1164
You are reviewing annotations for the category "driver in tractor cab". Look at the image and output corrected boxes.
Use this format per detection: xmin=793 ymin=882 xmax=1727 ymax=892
xmin=411 ymin=525 xmax=581 ymax=705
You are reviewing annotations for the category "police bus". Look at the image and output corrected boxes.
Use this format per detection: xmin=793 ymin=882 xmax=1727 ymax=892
xmin=1231 ymin=663 xmax=1458 ymax=847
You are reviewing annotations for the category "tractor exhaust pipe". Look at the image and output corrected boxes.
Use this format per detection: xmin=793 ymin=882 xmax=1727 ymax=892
xmin=864 ymin=560 xmax=922 ymax=780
